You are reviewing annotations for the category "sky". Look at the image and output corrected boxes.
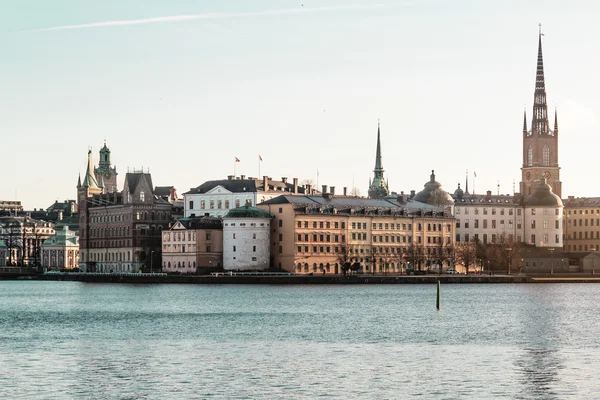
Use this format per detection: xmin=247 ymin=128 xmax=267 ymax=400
xmin=1 ymin=0 xmax=600 ymax=210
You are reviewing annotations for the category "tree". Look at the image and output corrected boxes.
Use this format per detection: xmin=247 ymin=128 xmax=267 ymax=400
xmin=455 ymin=240 xmax=477 ymax=274
xmin=350 ymin=187 xmax=361 ymax=197
xmin=0 ymin=219 xmax=22 ymax=266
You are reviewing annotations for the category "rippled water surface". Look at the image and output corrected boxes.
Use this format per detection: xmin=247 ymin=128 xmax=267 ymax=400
xmin=1 ymin=282 xmax=600 ymax=399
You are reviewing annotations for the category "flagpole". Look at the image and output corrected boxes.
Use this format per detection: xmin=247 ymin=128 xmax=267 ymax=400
xmin=258 ymin=156 xmax=261 ymax=179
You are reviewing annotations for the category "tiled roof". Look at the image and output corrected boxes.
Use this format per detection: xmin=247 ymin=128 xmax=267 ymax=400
xmin=184 ymin=178 xmax=305 ymax=195
xmin=174 ymin=216 xmax=223 ymax=230
xmin=563 ymin=197 xmax=600 ymax=207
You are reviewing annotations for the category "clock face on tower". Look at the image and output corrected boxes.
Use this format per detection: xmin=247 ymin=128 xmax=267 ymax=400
xmin=544 ymin=171 xmax=551 ymax=179
xmin=105 ymin=173 xmax=111 ymax=179
xmin=526 ymin=172 xmax=531 ymax=180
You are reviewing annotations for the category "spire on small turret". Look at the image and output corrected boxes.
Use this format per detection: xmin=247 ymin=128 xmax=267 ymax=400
xmin=532 ymin=24 xmax=550 ymax=136
xmin=554 ymin=107 xmax=558 ymax=134
xmin=465 ymin=169 xmax=469 ymax=194
xmin=523 ymin=108 xmax=528 ymax=134
xmin=374 ymin=119 xmax=383 ymax=172
xmin=77 ymin=173 xmax=82 ymax=189
xmin=82 ymin=150 xmax=100 ymax=190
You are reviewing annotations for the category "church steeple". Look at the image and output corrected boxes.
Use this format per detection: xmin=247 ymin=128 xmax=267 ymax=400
xmin=368 ymin=120 xmax=389 ymax=199
xmin=77 ymin=173 xmax=82 ymax=189
xmin=532 ymin=25 xmax=550 ymax=136
xmin=554 ymin=107 xmax=558 ymax=135
xmin=82 ymin=150 xmax=100 ymax=190
xmin=523 ymin=109 xmax=528 ymax=134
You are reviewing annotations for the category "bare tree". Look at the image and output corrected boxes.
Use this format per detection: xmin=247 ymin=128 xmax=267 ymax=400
xmin=350 ymin=187 xmax=361 ymax=197
xmin=455 ymin=240 xmax=477 ymax=274
xmin=0 ymin=219 xmax=22 ymax=266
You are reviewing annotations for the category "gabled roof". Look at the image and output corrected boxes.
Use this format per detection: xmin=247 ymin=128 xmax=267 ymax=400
xmin=0 ymin=239 xmax=6 ymax=248
xmin=184 ymin=178 xmax=305 ymax=195
xmin=154 ymin=186 xmax=174 ymax=197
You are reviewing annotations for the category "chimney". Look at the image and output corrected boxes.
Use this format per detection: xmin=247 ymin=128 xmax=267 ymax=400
xmin=306 ymin=184 xmax=312 ymax=194
xmin=410 ymin=190 xmax=416 ymax=198
xmin=293 ymin=178 xmax=299 ymax=194
xmin=240 ymin=175 xmax=246 ymax=180
xmin=263 ymin=176 xmax=269 ymax=192
xmin=322 ymin=185 xmax=328 ymax=194
xmin=330 ymin=186 xmax=335 ymax=196
xmin=343 ymin=187 xmax=348 ymax=196
xmin=486 ymin=190 xmax=492 ymax=199
xmin=281 ymin=177 xmax=287 ymax=183
xmin=227 ymin=175 xmax=234 ymax=180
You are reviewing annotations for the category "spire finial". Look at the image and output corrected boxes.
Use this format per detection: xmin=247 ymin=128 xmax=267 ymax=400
xmin=523 ymin=107 xmax=528 ymax=133
xmin=554 ymin=106 xmax=558 ymax=133
xmin=539 ymin=22 xmax=542 ymax=36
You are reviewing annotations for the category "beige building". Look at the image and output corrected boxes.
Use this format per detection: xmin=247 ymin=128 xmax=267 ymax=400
xmin=258 ymin=191 xmax=455 ymax=274
xmin=162 ymin=216 xmax=223 ymax=273
xmin=563 ymin=197 xmax=600 ymax=253
xmin=42 ymin=226 xmax=79 ymax=270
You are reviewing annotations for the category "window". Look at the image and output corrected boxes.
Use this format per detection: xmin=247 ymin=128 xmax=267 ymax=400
xmin=341 ymin=222 xmax=346 ymax=229
xmin=233 ymin=233 xmax=237 ymax=239
xmin=475 ymin=220 xmax=479 ymax=229
xmin=543 ymin=220 xmax=549 ymax=229
xmin=189 ymin=200 xmax=194 ymax=209
xmin=483 ymin=220 xmax=487 ymax=229
xmin=492 ymin=220 xmax=496 ymax=229
xmin=531 ymin=220 xmax=536 ymax=229
xmin=217 ymin=200 xmax=222 ymax=209
xmin=555 ymin=234 xmax=560 ymax=244
xmin=201 ymin=200 xmax=206 ymax=209
xmin=210 ymin=200 xmax=215 ymax=209
xmin=542 ymin=145 xmax=550 ymax=167
xmin=492 ymin=209 xmax=496 ymax=215
xmin=278 ymin=220 xmax=282 ymax=227
xmin=531 ymin=234 xmax=536 ymax=244
xmin=531 ymin=209 xmax=536 ymax=216
xmin=233 ymin=245 xmax=236 ymax=252
xmin=465 ymin=219 xmax=469 ymax=228
xmin=225 ymin=200 xmax=230 ymax=209
xmin=206 ymin=232 xmax=211 ymax=240
xmin=543 ymin=233 xmax=549 ymax=243
xmin=235 ymin=200 xmax=240 ymax=208
xmin=140 ymin=191 xmax=145 ymax=202
xmin=527 ymin=145 xmax=533 ymax=166
xmin=253 ymin=246 xmax=257 ymax=252
xmin=297 ymin=221 xmax=302 ymax=228
xmin=555 ymin=220 xmax=559 ymax=229
xmin=334 ymin=222 xmax=339 ymax=229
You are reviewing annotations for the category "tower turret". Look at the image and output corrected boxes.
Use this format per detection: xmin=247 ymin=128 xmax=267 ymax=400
xmin=368 ymin=121 xmax=389 ymax=199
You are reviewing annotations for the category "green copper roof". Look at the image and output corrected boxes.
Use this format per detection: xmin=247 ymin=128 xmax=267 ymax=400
xmin=223 ymin=205 xmax=272 ymax=219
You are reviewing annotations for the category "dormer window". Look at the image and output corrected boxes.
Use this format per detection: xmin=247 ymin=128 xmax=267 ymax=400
xmin=140 ymin=191 xmax=145 ymax=202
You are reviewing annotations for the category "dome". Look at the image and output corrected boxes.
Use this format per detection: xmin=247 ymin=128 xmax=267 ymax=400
xmin=524 ymin=179 xmax=563 ymax=207
xmin=453 ymin=183 xmax=464 ymax=199
xmin=223 ymin=205 xmax=273 ymax=219
xmin=413 ymin=170 xmax=454 ymax=206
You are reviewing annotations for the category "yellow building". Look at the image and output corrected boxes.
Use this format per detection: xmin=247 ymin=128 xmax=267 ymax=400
xmin=258 ymin=192 xmax=455 ymax=274
xmin=563 ymin=197 xmax=600 ymax=253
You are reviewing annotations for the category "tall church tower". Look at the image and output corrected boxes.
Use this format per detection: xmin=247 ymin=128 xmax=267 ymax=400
xmin=520 ymin=27 xmax=561 ymax=198
xmin=368 ymin=121 xmax=389 ymax=199
xmin=77 ymin=150 xmax=103 ymax=270
xmin=94 ymin=141 xmax=118 ymax=193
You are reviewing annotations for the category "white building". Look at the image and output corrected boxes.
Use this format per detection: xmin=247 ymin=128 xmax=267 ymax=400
xmin=222 ymin=205 xmax=272 ymax=270
xmin=184 ymin=176 xmax=304 ymax=218
xmin=41 ymin=226 xmax=79 ymax=270
xmin=523 ymin=180 xmax=563 ymax=248
xmin=0 ymin=240 xmax=6 ymax=266
xmin=452 ymin=180 xmax=562 ymax=248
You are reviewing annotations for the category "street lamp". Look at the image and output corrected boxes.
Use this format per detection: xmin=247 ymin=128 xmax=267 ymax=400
xmin=505 ymin=247 xmax=512 ymax=275
xmin=150 ymin=250 xmax=154 ymax=274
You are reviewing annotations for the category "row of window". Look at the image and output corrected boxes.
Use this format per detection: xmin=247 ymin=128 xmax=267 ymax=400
xmin=456 ymin=207 xmax=516 ymax=216
xmin=455 ymin=233 xmax=560 ymax=245
xmin=567 ymin=209 xmax=600 ymax=215
xmin=190 ymin=199 xmax=243 ymax=210
xmin=297 ymin=220 xmax=345 ymax=229
xmin=568 ymin=218 xmax=600 ymax=227
xmin=526 ymin=144 xmax=551 ymax=167
xmin=566 ymin=232 xmax=600 ymax=240
xmin=163 ymin=231 xmax=200 ymax=242
xmin=567 ymin=244 xmax=599 ymax=252
xmin=296 ymin=233 xmax=344 ymax=243
xmin=90 ymin=211 xmax=168 ymax=223
xmin=88 ymin=251 xmax=132 ymax=262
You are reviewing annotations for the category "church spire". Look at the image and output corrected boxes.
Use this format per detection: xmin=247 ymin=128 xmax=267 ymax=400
xmin=523 ymin=108 xmax=528 ymax=134
xmin=554 ymin=107 xmax=558 ymax=134
xmin=532 ymin=24 xmax=550 ymax=136
xmin=77 ymin=173 xmax=82 ymax=189
xmin=367 ymin=120 xmax=389 ymax=198
xmin=374 ymin=120 xmax=383 ymax=172
xmin=82 ymin=150 xmax=100 ymax=190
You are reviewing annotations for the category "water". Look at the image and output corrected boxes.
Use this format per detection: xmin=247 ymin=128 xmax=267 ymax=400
xmin=1 ymin=282 xmax=599 ymax=399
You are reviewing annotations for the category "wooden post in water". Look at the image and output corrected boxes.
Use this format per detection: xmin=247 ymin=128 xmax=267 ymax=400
xmin=436 ymin=280 xmax=440 ymax=310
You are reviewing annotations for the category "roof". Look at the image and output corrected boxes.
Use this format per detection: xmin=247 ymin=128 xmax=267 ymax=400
xmin=154 ymin=186 xmax=174 ymax=197
xmin=184 ymin=178 xmax=305 ymax=195
xmin=173 ymin=216 xmax=223 ymax=230
xmin=563 ymin=197 xmax=600 ymax=207
xmin=259 ymin=195 xmax=451 ymax=218
xmin=0 ymin=239 xmax=6 ymax=248
xmin=224 ymin=205 xmax=273 ymax=219
xmin=454 ymin=193 xmax=521 ymax=205
xmin=42 ymin=226 xmax=78 ymax=247
xmin=524 ymin=180 xmax=563 ymax=207
xmin=413 ymin=170 xmax=453 ymax=206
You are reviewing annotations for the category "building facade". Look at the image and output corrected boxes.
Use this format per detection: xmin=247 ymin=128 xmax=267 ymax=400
xmin=162 ymin=216 xmax=223 ymax=273
xmin=78 ymin=150 xmax=172 ymax=273
xmin=0 ymin=216 xmax=55 ymax=266
xmin=519 ymin=29 xmax=561 ymax=198
xmin=258 ymin=192 xmax=455 ymax=274
xmin=0 ymin=240 xmax=6 ymax=266
xmin=563 ymin=197 xmax=600 ymax=253
xmin=222 ymin=205 xmax=272 ymax=270
xmin=184 ymin=176 xmax=304 ymax=218
xmin=94 ymin=142 xmax=119 ymax=193
xmin=41 ymin=226 xmax=79 ymax=270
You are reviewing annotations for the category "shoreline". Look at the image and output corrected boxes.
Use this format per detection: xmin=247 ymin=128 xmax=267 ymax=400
xmin=3 ymin=272 xmax=600 ymax=284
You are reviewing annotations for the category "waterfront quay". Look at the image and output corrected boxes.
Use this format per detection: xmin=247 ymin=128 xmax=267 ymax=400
xmin=9 ymin=271 xmax=600 ymax=284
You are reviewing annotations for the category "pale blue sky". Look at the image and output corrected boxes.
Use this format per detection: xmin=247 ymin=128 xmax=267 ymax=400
xmin=1 ymin=1 xmax=599 ymax=209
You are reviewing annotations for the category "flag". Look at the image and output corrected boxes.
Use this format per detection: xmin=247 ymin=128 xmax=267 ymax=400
xmin=235 ymin=157 xmax=240 ymax=162
xmin=474 ymin=171 xmax=477 ymax=178
xmin=259 ymin=155 xmax=263 ymax=161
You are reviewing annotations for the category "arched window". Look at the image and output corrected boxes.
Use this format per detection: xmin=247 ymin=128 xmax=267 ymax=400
xmin=542 ymin=145 xmax=550 ymax=167
xmin=527 ymin=145 xmax=533 ymax=167
xmin=140 ymin=191 xmax=145 ymax=202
